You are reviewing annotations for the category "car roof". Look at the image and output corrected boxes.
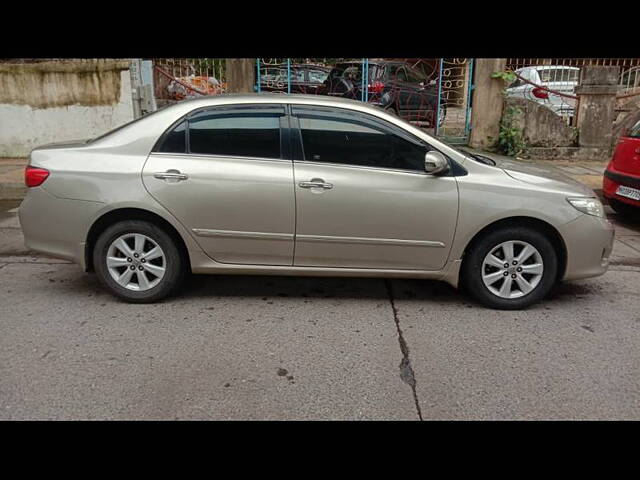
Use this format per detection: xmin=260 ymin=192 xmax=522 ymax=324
xmin=151 ymin=93 xmax=385 ymax=115
xmin=334 ymin=59 xmax=404 ymax=66
xmin=261 ymin=63 xmax=331 ymax=70
xmin=517 ymin=65 xmax=580 ymax=71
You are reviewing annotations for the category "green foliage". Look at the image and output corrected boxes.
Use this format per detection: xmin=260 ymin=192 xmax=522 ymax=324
xmin=490 ymin=70 xmax=527 ymax=157
xmin=490 ymin=70 xmax=517 ymax=84
xmin=495 ymin=105 xmax=527 ymax=157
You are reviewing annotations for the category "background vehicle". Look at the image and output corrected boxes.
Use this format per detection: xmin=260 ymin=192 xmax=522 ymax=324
xmin=619 ymin=66 xmax=640 ymax=93
xmin=323 ymin=60 xmax=445 ymax=127
xmin=506 ymin=66 xmax=579 ymax=117
xmin=603 ymin=119 xmax=640 ymax=216
xmin=19 ymin=94 xmax=613 ymax=310
xmin=259 ymin=64 xmax=331 ymax=94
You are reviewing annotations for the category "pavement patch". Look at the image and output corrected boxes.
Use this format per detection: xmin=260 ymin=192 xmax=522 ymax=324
xmin=392 ymin=272 xmax=640 ymax=420
xmin=0 ymin=264 xmax=417 ymax=420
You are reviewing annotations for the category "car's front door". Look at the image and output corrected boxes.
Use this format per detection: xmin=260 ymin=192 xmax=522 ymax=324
xmin=290 ymin=105 xmax=459 ymax=271
xmin=142 ymin=104 xmax=295 ymax=266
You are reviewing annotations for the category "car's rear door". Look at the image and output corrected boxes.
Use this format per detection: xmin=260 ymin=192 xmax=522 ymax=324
xmin=290 ymin=105 xmax=458 ymax=270
xmin=142 ymin=104 xmax=296 ymax=266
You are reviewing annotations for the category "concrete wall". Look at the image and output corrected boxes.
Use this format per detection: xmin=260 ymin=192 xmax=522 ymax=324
xmin=506 ymin=97 xmax=577 ymax=148
xmin=0 ymin=60 xmax=134 ymax=157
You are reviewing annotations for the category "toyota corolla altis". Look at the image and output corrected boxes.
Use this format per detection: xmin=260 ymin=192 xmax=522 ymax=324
xmin=19 ymin=94 xmax=614 ymax=309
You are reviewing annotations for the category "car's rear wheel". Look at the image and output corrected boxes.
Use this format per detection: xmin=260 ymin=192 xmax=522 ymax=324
xmin=93 ymin=220 xmax=185 ymax=303
xmin=461 ymin=226 xmax=558 ymax=310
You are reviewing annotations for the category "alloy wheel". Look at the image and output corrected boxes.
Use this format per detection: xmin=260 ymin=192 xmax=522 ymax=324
xmin=481 ymin=240 xmax=544 ymax=299
xmin=106 ymin=233 xmax=166 ymax=291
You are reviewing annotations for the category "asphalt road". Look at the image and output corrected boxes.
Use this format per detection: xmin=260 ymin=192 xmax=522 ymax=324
xmin=1 ymin=201 xmax=640 ymax=420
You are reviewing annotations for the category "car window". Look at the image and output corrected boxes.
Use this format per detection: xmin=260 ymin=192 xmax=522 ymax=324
xmin=387 ymin=65 xmax=407 ymax=82
xmin=537 ymin=68 xmax=579 ymax=83
xmin=629 ymin=120 xmax=640 ymax=138
xmin=405 ymin=66 xmax=426 ymax=84
xmin=293 ymin=108 xmax=429 ymax=172
xmin=621 ymin=68 xmax=640 ymax=88
xmin=156 ymin=120 xmax=187 ymax=153
xmin=308 ymin=69 xmax=329 ymax=83
xmin=261 ymin=67 xmax=287 ymax=83
xmin=188 ymin=110 xmax=282 ymax=159
xmin=291 ymin=69 xmax=305 ymax=82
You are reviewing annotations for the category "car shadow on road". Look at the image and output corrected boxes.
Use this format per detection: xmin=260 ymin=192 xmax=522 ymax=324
xmin=178 ymin=274 xmax=455 ymax=301
xmin=57 ymin=266 xmax=606 ymax=310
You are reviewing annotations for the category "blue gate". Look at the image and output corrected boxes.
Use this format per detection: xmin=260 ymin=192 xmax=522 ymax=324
xmin=255 ymin=57 xmax=474 ymax=144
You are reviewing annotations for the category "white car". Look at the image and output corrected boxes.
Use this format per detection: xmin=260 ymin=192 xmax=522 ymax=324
xmin=506 ymin=66 xmax=579 ymax=117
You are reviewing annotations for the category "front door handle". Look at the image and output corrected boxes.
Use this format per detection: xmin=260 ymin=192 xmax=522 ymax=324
xmin=299 ymin=178 xmax=333 ymax=190
xmin=153 ymin=169 xmax=189 ymax=181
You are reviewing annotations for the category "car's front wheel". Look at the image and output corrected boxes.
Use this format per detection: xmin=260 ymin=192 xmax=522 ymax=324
xmin=93 ymin=220 xmax=185 ymax=303
xmin=461 ymin=226 xmax=558 ymax=310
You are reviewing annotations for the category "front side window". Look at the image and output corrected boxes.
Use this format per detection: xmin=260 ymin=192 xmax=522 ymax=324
xmin=188 ymin=111 xmax=281 ymax=159
xmin=294 ymin=109 xmax=429 ymax=172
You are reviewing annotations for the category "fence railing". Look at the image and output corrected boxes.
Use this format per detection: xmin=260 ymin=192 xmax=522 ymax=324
xmin=152 ymin=58 xmax=227 ymax=102
xmin=507 ymin=58 xmax=640 ymax=95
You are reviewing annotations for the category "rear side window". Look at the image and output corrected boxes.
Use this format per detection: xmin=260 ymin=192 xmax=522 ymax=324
xmin=189 ymin=112 xmax=281 ymax=158
xmin=156 ymin=120 xmax=186 ymax=153
xmin=293 ymin=107 xmax=429 ymax=172
xmin=154 ymin=105 xmax=284 ymax=159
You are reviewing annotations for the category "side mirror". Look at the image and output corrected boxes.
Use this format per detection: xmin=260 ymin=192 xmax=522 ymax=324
xmin=424 ymin=151 xmax=449 ymax=175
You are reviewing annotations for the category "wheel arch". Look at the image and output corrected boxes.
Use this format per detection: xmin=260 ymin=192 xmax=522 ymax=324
xmin=85 ymin=207 xmax=191 ymax=273
xmin=460 ymin=216 xmax=567 ymax=282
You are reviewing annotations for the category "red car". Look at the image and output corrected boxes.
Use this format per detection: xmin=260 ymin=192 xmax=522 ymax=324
xmin=603 ymin=119 xmax=640 ymax=216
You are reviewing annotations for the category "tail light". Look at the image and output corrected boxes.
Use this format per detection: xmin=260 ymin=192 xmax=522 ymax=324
xmin=25 ymin=166 xmax=50 ymax=187
xmin=532 ymin=87 xmax=549 ymax=99
xmin=368 ymin=81 xmax=385 ymax=94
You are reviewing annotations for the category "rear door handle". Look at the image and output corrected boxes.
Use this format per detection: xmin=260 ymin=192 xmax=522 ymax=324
xmin=299 ymin=178 xmax=333 ymax=190
xmin=153 ymin=169 xmax=189 ymax=181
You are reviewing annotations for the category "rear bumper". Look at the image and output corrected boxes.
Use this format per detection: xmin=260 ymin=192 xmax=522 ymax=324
xmin=18 ymin=186 xmax=103 ymax=269
xmin=603 ymin=168 xmax=640 ymax=207
xmin=558 ymin=213 xmax=615 ymax=281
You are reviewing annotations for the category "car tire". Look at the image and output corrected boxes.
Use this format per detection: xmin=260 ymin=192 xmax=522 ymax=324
xmin=93 ymin=220 xmax=186 ymax=303
xmin=461 ymin=226 xmax=558 ymax=310
xmin=609 ymin=198 xmax=639 ymax=218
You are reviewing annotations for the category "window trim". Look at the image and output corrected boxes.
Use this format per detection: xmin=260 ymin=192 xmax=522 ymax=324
xmin=152 ymin=104 xmax=287 ymax=161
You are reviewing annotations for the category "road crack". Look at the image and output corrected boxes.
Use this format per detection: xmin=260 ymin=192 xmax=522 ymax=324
xmin=385 ymin=279 xmax=423 ymax=421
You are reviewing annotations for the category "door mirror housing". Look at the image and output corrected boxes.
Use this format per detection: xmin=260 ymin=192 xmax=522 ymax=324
xmin=424 ymin=151 xmax=449 ymax=175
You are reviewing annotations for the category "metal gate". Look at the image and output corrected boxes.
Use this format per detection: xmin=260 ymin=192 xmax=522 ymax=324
xmin=151 ymin=58 xmax=476 ymax=144
xmin=255 ymin=57 xmax=475 ymax=144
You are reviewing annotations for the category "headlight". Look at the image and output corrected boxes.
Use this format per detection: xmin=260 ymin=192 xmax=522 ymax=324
xmin=566 ymin=197 xmax=605 ymax=217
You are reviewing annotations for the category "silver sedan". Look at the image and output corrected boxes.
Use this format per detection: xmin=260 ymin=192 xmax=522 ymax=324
xmin=19 ymin=94 xmax=614 ymax=309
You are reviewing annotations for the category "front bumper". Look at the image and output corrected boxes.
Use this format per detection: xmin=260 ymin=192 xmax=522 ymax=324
xmin=603 ymin=168 xmax=640 ymax=208
xmin=558 ymin=213 xmax=615 ymax=281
